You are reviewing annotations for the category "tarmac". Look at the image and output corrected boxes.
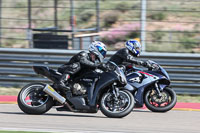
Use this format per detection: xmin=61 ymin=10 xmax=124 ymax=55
xmin=1 ymin=95 xmax=200 ymax=111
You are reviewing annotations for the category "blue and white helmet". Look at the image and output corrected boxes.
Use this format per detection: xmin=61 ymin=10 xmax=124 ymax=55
xmin=89 ymin=41 xmax=107 ymax=62
xmin=125 ymin=39 xmax=141 ymax=57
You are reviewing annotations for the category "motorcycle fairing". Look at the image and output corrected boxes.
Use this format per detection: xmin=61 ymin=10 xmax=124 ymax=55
xmin=67 ymin=71 xmax=118 ymax=111
xmin=145 ymin=70 xmax=169 ymax=80
xmin=134 ymin=83 xmax=153 ymax=107
xmin=34 ymin=66 xmax=120 ymax=111
xmin=68 ymin=96 xmax=90 ymax=110
xmin=90 ymin=72 xmax=118 ymax=107
xmin=78 ymin=71 xmax=99 ymax=105
xmin=33 ymin=66 xmax=61 ymax=82
xmin=127 ymin=71 xmax=157 ymax=88
xmin=146 ymin=70 xmax=171 ymax=87
xmin=127 ymin=73 xmax=154 ymax=106
xmin=124 ymin=83 xmax=136 ymax=92
xmin=127 ymin=70 xmax=170 ymax=106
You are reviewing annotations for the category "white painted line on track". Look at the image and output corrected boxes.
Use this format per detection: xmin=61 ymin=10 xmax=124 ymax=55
xmin=0 ymin=127 xmax=127 ymax=133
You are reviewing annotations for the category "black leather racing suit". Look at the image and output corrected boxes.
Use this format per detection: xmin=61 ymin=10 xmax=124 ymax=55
xmin=109 ymin=48 xmax=147 ymax=67
xmin=58 ymin=51 xmax=100 ymax=78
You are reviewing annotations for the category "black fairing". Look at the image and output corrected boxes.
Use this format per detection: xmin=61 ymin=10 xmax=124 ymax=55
xmin=33 ymin=66 xmax=61 ymax=82
xmin=90 ymin=72 xmax=118 ymax=106
xmin=33 ymin=66 xmax=49 ymax=76
xmin=74 ymin=71 xmax=99 ymax=104
xmin=33 ymin=65 xmax=121 ymax=112
xmin=66 ymin=92 xmax=97 ymax=113
xmin=65 ymin=71 xmax=118 ymax=111
xmin=68 ymin=96 xmax=90 ymax=110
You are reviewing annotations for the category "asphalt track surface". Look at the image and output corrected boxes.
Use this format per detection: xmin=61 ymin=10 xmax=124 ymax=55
xmin=0 ymin=104 xmax=200 ymax=133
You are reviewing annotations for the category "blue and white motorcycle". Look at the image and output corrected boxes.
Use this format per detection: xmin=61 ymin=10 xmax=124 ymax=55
xmin=124 ymin=60 xmax=177 ymax=112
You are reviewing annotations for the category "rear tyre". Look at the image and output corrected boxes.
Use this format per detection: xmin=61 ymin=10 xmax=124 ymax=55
xmin=144 ymin=87 xmax=177 ymax=112
xmin=17 ymin=83 xmax=53 ymax=114
xmin=100 ymin=90 xmax=134 ymax=118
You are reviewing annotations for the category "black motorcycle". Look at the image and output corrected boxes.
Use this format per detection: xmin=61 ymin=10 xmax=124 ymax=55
xmin=17 ymin=62 xmax=134 ymax=118
xmin=124 ymin=60 xmax=177 ymax=112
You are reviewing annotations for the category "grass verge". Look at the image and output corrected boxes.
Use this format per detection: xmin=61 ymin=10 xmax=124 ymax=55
xmin=0 ymin=87 xmax=21 ymax=96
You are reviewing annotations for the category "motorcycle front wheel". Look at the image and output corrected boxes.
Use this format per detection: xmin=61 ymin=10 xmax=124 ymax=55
xmin=100 ymin=90 xmax=134 ymax=118
xmin=144 ymin=87 xmax=177 ymax=112
xmin=17 ymin=83 xmax=53 ymax=114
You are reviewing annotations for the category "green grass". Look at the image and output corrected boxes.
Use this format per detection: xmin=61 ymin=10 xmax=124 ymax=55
xmin=0 ymin=87 xmax=21 ymax=96
xmin=177 ymin=95 xmax=200 ymax=103
xmin=146 ymin=42 xmax=195 ymax=53
xmin=1 ymin=0 xmax=200 ymax=53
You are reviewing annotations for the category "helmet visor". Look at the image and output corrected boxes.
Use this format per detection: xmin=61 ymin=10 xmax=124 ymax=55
xmin=136 ymin=47 xmax=141 ymax=52
xmin=97 ymin=46 xmax=107 ymax=58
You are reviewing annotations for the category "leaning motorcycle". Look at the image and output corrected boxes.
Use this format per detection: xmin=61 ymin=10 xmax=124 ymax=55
xmin=17 ymin=61 xmax=134 ymax=118
xmin=124 ymin=60 xmax=177 ymax=112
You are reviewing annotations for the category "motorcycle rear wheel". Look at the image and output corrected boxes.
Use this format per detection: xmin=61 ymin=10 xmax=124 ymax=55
xmin=17 ymin=83 xmax=53 ymax=114
xmin=100 ymin=90 xmax=134 ymax=118
xmin=144 ymin=87 xmax=177 ymax=112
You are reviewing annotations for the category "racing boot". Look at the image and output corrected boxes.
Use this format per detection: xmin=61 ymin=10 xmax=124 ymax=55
xmin=59 ymin=74 xmax=70 ymax=89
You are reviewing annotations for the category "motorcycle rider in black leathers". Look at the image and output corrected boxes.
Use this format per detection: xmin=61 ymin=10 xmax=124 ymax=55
xmin=57 ymin=41 xmax=107 ymax=88
xmin=109 ymin=39 xmax=152 ymax=69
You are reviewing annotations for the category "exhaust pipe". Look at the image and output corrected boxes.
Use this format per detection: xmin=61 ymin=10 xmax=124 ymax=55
xmin=43 ymin=84 xmax=76 ymax=112
xmin=43 ymin=84 xmax=66 ymax=104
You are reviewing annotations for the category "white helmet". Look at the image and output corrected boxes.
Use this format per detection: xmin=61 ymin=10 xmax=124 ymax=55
xmin=125 ymin=39 xmax=141 ymax=57
xmin=89 ymin=41 xmax=107 ymax=62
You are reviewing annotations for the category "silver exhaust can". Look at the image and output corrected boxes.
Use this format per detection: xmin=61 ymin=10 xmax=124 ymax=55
xmin=43 ymin=84 xmax=66 ymax=104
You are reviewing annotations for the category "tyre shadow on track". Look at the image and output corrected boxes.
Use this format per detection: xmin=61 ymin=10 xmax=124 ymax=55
xmin=44 ymin=113 xmax=106 ymax=118
xmin=0 ymin=111 xmax=106 ymax=118
xmin=0 ymin=112 xmax=24 ymax=115
xmin=132 ymin=109 xmax=151 ymax=113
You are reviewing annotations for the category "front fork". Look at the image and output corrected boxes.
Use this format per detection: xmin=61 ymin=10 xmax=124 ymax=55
xmin=112 ymin=84 xmax=120 ymax=98
xmin=112 ymin=83 xmax=121 ymax=104
xmin=154 ymin=81 xmax=162 ymax=97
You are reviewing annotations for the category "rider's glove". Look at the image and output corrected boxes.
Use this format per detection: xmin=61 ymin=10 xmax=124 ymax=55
xmin=138 ymin=61 xmax=152 ymax=68
xmin=118 ymin=65 xmax=126 ymax=72
xmin=138 ymin=61 xmax=145 ymax=66
xmin=151 ymin=63 xmax=160 ymax=70
xmin=98 ymin=63 xmax=108 ymax=71
xmin=146 ymin=61 xmax=160 ymax=70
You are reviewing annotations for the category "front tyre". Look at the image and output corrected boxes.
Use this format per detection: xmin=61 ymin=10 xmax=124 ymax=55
xmin=17 ymin=83 xmax=53 ymax=114
xmin=100 ymin=90 xmax=134 ymax=118
xmin=144 ymin=87 xmax=177 ymax=112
